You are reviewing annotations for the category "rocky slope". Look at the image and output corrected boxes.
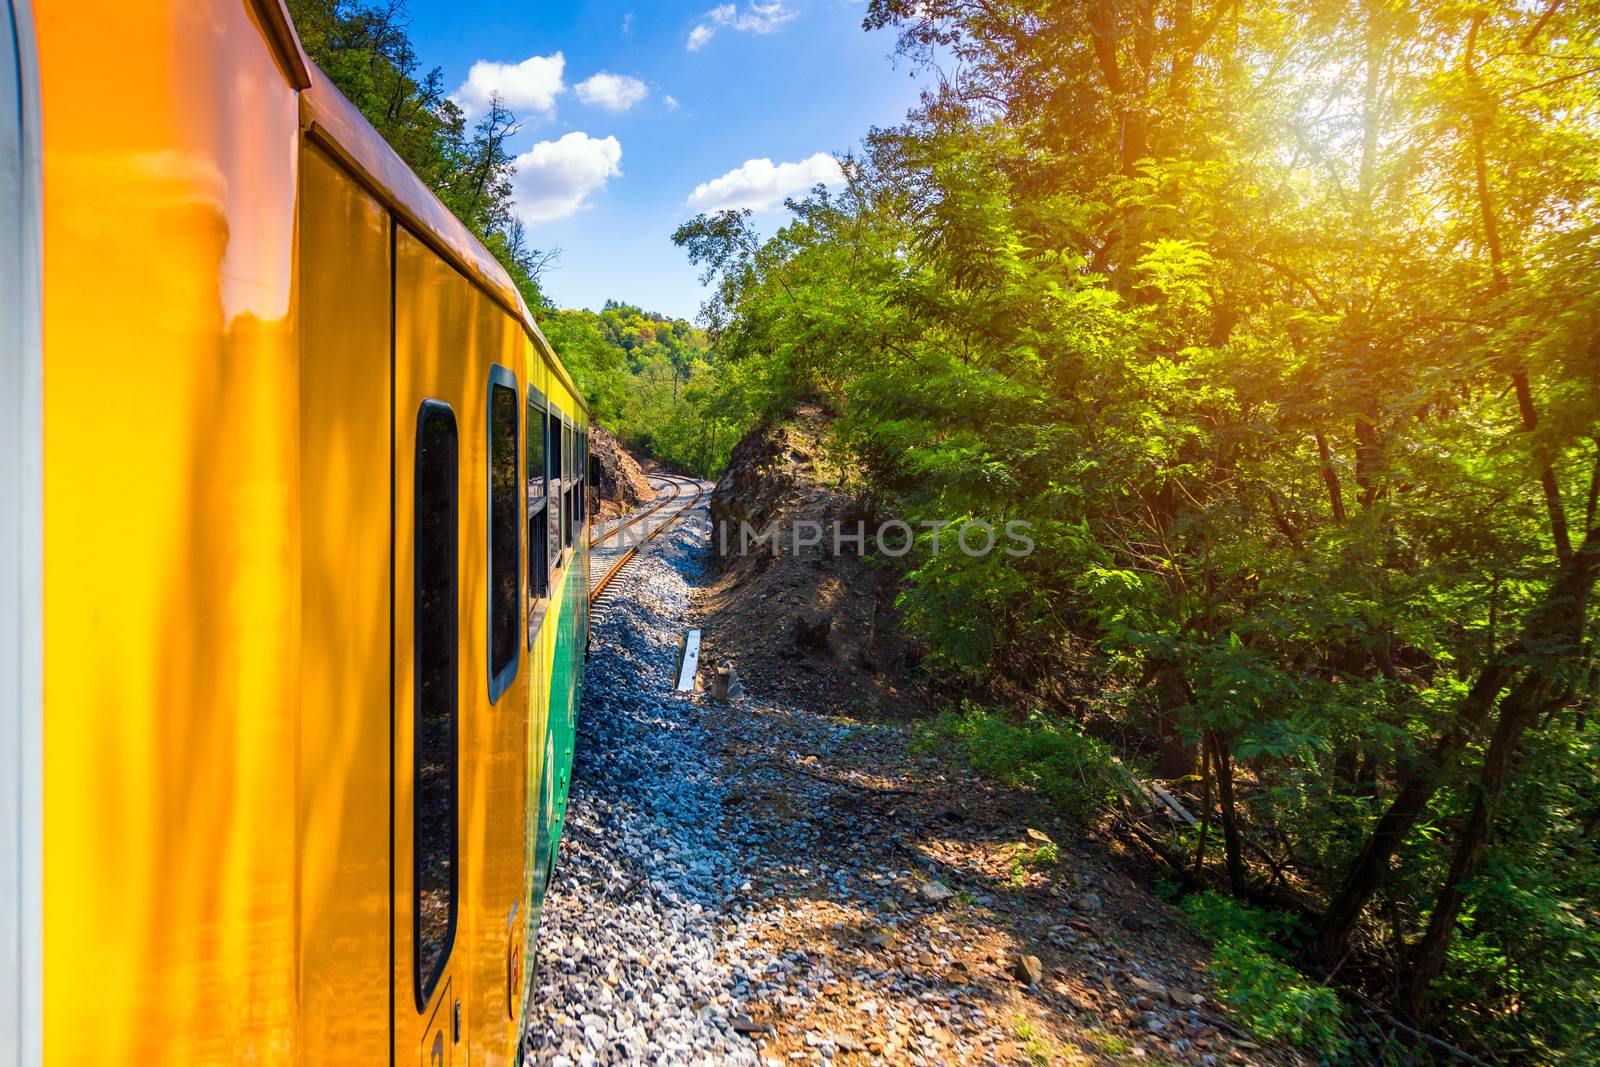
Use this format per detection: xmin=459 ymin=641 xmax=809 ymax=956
xmin=589 ymin=423 xmax=654 ymax=523
xmin=701 ymin=404 xmax=922 ymax=717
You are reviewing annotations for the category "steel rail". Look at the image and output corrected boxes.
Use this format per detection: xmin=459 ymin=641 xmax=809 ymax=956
xmin=587 ymin=475 xmax=685 ymax=548
xmin=588 ymin=475 xmax=705 ymax=605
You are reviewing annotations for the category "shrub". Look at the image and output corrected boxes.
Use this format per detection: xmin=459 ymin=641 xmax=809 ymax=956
xmin=914 ymin=702 xmax=1127 ymax=822
xmin=1180 ymin=893 xmax=1349 ymax=1058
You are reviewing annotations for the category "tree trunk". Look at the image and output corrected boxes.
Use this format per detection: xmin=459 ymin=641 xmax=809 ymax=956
xmin=1400 ymin=655 xmax=1573 ymax=1018
xmin=1312 ymin=525 xmax=1600 ymax=967
xmin=1209 ymin=730 xmax=1248 ymax=895
xmin=1314 ymin=431 xmax=1347 ymax=522
xmin=1153 ymin=659 xmax=1199 ymax=779
xmin=1191 ymin=737 xmax=1214 ymax=878
xmin=1464 ymin=11 xmax=1573 ymax=565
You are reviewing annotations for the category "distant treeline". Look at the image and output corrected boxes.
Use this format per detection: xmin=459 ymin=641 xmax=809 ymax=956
xmin=542 ymin=301 xmax=750 ymax=479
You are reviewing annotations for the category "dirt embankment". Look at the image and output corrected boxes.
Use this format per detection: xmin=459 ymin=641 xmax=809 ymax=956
xmin=698 ymin=404 xmax=925 ymax=716
xmin=588 ymin=423 xmax=654 ymax=523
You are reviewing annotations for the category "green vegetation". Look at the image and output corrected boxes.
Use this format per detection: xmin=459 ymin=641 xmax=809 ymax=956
xmin=1084 ymin=1029 xmax=1131 ymax=1056
xmin=673 ymin=1 xmax=1600 ymax=1060
xmin=1010 ymin=840 xmax=1060 ymax=888
xmin=540 ymin=302 xmax=751 ymax=477
xmin=1012 ymin=1018 xmax=1057 ymax=1067
xmin=1016 ymin=841 xmax=1059 ymax=870
xmin=1182 ymin=893 xmax=1349 ymax=1055
xmin=915 ymin=704 xmax=1126 ymax=823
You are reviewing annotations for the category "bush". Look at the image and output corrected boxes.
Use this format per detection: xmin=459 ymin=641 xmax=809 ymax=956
xmin=1180 ymin=893 xmax=1349 ymax=1058
xmin=914 ymin=702 xmax=1127 ymax=822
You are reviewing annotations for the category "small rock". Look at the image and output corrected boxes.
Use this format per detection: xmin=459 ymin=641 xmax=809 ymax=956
xmin=1130 ymin=976 xmax=1167 ymax=998
xmin=918 ymin=880 xmax=956 ymax=904
xmin=1072 ymin=891 xmax=1103 ymax=913
xmin=1011 ymin=954 xmax=1044 ymax=986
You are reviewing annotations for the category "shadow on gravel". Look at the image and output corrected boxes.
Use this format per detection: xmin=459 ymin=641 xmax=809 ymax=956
xmin=698 ymin=697 xmax=1300 ymax=1066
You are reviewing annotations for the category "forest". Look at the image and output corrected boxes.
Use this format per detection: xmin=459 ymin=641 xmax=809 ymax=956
xmin=541 ymin=302 xmax=748 ymax=477
xmin=290 ymin=0 xmax=1598 ymax=1060
xmin=669 ymin=0 xmax=1600 ymax=1062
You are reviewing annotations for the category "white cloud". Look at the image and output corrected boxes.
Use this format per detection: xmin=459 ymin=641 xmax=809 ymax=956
xmin=511 ymin=132 xmax=623 ymax=224
xmin=664 ymin=94 xmax=681 ymax=112
xmin=454 ymin=53 xmax=566 ymax=118
xmin=686 ymin=2 xmax=796 ymax=51
xmin=575 ymin=72 xmax=649 ymax=112
xmin=686 ymin=152 xmax=843 ymax=213
xmin=687 ymin=24 xmax=717 ymax=51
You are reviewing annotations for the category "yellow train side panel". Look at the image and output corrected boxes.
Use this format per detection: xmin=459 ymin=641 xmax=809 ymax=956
xmin=297 ymin=143 xmax=393 ymax=1066
xmin=37 ymin=0 xmax=301 ymax=1061
xmin=394 ymin=225 xmax=469 ymax=1060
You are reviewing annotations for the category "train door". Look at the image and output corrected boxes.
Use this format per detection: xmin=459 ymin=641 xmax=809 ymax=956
xmin=297 ymin=143 xmax=393 ymax=1064
xmin=394 ymin=228 xmax=473 ymax=1066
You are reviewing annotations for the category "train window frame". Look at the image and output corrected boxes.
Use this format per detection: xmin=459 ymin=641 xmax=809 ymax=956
xmin=579 ymin=429 xmax=588 ymax=526
xmin=569 ymin=422 xmax=582 ymax=547
xmin=547 ymin=404 xmax=565 ymax=572
xmin=526 ymin=387 xmax=549 ymax=645
xmin=413 ymin=398 xmax=459 ymax=1013
xmin=486 ymin=365 xmax=520 ymax=704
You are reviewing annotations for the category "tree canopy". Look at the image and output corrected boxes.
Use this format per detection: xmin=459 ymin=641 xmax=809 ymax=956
xmin=542 ymin=302 xmax=748 ymax=477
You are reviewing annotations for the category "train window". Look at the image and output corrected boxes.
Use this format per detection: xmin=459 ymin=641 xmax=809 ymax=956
xmin=569 ymin=422 xmax=582 ymax=547
xmin=547 ymin=408 xmax=563 ymax=572
xmin=579 ymin=430 xmax=588 ymax=524
xmin=573 ymin=428 xmax=583 ymax=526
xmin=414 ymin=399 xmax=458 ymax=1010
xmin=487 ymin=367 xmax=520 ymax=702
xmin=527 ymin=391 xmax=548 ymax=639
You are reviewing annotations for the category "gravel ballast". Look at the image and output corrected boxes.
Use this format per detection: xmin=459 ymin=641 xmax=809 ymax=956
xmin=526 ymin=502 xmax=764 ymax=1067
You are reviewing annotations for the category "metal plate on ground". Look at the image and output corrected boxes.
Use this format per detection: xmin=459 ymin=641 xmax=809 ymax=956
xmin=674 ymin=629 xmax=701 ymax=692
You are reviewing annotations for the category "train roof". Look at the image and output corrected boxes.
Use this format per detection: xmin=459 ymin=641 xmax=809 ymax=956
xmin=255 ymin=0 xmax=588 ymax=415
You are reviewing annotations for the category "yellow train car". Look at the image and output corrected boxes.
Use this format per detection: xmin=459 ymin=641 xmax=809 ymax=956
xmin=1 ymin=1 xmax=592 ymax=1063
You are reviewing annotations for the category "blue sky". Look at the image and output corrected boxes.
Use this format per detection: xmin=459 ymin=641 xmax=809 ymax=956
xmin=400 ymin=1 xmax=932 ymax=320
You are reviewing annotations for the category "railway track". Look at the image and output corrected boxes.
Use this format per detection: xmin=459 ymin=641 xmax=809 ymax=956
xmin=588 ymin=475 xmax=688 ymax=549
xmin=588 ymin=474 xmax=706 ymax=606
